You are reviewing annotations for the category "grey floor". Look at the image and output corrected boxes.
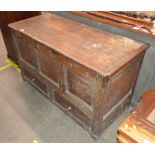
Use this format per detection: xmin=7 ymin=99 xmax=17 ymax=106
xmin=0 ymin=30 xmax=131 ymax=143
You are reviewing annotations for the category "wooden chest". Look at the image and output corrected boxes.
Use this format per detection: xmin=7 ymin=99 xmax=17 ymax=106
xmin=9 ymin=13 xmax=149 ymax=139
xmin=118 ymin=88 xmax=155 ymax=143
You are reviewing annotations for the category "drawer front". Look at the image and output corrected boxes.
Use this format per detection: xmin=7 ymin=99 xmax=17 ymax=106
xmin=54 ymin=90 xmax=92 ymax=127
xmin=22 ymin=68 xmax=48 ymax=96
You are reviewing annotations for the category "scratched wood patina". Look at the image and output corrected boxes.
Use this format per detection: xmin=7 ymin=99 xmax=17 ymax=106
xmin=118 ymin=88 xmax=155 ymax=143
xmin=9 ymin=13 xmax=149 ymax=139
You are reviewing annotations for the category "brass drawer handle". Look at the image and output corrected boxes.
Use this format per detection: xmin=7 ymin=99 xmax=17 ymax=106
xmin=66 ymin=106 xmax=72 ymax=112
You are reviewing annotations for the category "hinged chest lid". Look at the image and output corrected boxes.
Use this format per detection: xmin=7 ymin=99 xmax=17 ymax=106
xmin=9 ymin=13 xmax=149 ymax=76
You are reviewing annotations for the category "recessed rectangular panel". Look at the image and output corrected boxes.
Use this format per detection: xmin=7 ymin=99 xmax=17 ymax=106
xmin=67 ymin=70 xmax=95 ymax=106
xmin=37 ymin=48 xmax=60 ymax=84
xmin=101 ymin=60 xmax=141 ymax=115
xmin=17 ymin=40 xmax=37 ymax=68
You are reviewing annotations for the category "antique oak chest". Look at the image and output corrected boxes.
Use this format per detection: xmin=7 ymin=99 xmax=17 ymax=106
xmin=9 ymin=13 xmax=149 ymax=139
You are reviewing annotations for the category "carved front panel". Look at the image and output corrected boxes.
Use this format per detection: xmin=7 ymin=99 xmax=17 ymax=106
xmin=67 ymin=70 xmax=95 ymax=106
xmin=16 ymin=38 xmax=37 ymax=69
xmin=37 ymin=45 xmax=61 ymax=87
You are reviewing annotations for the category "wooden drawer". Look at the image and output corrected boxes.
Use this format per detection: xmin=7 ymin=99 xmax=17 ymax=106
xmin=21 ymin=68 xmax=48 ymax=96
xmin=54 ymin=90 xmax=92 ymax=127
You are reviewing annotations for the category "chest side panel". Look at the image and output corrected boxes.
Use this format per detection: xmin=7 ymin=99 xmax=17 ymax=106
xmin=101 ymin=55 xmax=144 ymax=117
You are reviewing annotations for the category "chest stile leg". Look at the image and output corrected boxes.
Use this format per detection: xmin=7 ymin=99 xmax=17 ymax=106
xmin=91 ymin=74 xmax=107 ymax=139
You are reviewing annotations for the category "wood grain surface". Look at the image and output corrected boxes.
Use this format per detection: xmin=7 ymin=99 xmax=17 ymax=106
xmin=9 ymin=13 xmax=148 ymax=76
xmin=9 ymin=13 xmax=149 ymax=139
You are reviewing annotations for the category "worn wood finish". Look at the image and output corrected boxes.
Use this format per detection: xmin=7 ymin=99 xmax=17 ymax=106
xmin=118 ymin=116 xmax=155 ymax=143
xmin=71 ymin=11 xmax=155 ymax=37
xmin=118 ymin=88 xmax=155 ymax=143
xmin=9 ymin=13 xmax=149 ymax=139
xmin=131 ymin=88 xmax=155 ymax=134
xmin=0 ymin=11 xmax=40 ymax=64
xmin=117 ymin=134 xmax=133 ymax=143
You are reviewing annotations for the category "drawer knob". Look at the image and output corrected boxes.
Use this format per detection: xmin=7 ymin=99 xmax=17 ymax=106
xmin=66 ymin=106 xmax=72 ymax=111
xmin=32 ymin=78 xmax=35 ymax=82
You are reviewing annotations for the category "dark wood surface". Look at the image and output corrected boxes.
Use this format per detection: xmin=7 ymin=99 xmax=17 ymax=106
xmin=0 ymin=11 xmax=41 ymax=63
xmin=9 ymin=13 xmax=148 ymax=76
xmin=9 ymin=14 xmax=148 ymax=139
